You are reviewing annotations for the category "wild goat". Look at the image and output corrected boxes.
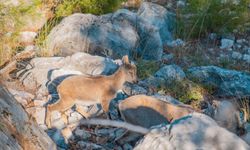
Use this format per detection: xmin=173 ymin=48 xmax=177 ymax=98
xmin=46 ymin=55 xmax=137 ymax=128
xmin=119 ymin=95 xmax=195 ymax=128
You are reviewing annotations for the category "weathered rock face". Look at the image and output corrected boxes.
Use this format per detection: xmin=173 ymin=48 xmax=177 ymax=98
xmin=187 ymin=66 xmax=250 ymax=97
xmin=141 ymin=64 xmax=186 ymax=88
xmin=0 ymin=85 xmax=56 ymax=150
xmin=46 ymin=2 xmax=174 ymax=60
xmin=138 ymin=2 xmax=174 ymax=46
xmin=155 ymin=64 xmax=186 ymax=82
xmin=19 ymin=52 xmax=118 ymax=94
xmin=135 ymin=113 xmax=250 ymax=150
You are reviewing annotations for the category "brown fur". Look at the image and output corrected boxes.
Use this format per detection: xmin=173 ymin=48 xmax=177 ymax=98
xmin=46 ymin=55 xmax=137 ymax=128
xmin=119 ymin=95 xmax=195 ymax=128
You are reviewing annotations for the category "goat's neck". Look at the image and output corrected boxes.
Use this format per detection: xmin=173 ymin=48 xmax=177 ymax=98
xmin=111 ymin=67 xmax=126 ymax=91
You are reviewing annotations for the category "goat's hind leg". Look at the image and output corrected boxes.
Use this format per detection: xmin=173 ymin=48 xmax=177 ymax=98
xmin=101 ymin=97 xmax=113 ymax=119
xmin=46 ymin=98 xmax=74 ymax=128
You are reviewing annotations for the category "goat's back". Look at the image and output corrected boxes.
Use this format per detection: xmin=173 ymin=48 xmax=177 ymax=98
xmin=57 ymin=75 xmax=112 ymax=102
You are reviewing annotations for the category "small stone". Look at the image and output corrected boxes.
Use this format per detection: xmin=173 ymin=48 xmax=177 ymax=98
xmin=162 ymin=53 xmax=174 ymax=62
xmin=236 ymin=39 xmax=246 ymax=44
xmin=19 ymin=31 xmax=37 ymax=44
xmin=51 ymin=111 xmax=62 ymax=121
xmin=232 ymin=52 xmax=242 ymax=59
xmin=24 ymin=45 xmax=36 ymax=51
xmin=177 ymin=0 xmax=186 ymax=8
xmin=96 ymin=128 xmax=112 ymax=136
xmin=208 ymin=33 xmax=217 ymax=40
xmin=26 ymin=107 xmax=46 ymax=125
xmin=8 ymin=89 xmax=34 ymax=106
xmin=219 ymin=53 xmax=229 ymax=59
xmin=33 ymin=99 xmax=46 ymax=107
xmin=52 ymin=119 xmax=66 ymax=130
xmin=74 ymin=129 xmax=91 ymax=140
xmin=77 ymin=141 xmax=103 ymax=149
xmin=208 ymin=48 xmax=214 ymax=52
xmin=14 ymin=96 xmax=28 ymax=106
xmin=243 ymin=54 xmax=250 ymax=63
xmin=115 ymin=128 xmax=126 ymax=139
xmin=155 ymin=64 xmax=186 ymax=82
xmin=39 ymin=124 xmax=48 ymax=130
xmin=235 ymin=44 xmax=242 ymax=49
xmin=123 ymin=143 xmax=133 ymax=150
xmin=247 ymin=48 xmax=250 ymax=54
xmin=220 ymin=38 xmax=234 ymax=49
xmin=123 ymin=82 xmax=148 ymax=96
xmin=167 ymin=39 xmax=185 ymax=47
xmin=68 ymin=112 xmax=83 ymax=124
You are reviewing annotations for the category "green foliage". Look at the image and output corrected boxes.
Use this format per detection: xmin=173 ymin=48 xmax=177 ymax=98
xmin=0 ymin=0 xmax=42 ymax=66
xmin=158 ymin=79 xmax=205 ymax=104
xmin=55 ymin=0 xmax=126 ymax=17
xmin=176 ymin=0 xmax=250 ymax=39
xmin=136 ymin=59 xmax=161 ymax=80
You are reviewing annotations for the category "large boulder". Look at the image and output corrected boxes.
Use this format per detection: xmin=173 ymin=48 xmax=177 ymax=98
xmin=187 ymin=66 xmax=250 ymax=97
xmin=137 ymin=2 xmax=174 ymax=46
xmin=0 ymin=85 xmax=56 ymax=150
xmin=19 ymin=52 xmax=118 ymax=94
xmin=135 ymin=113 xmax=250 ymax=150
xmin=46 ymin=2 xmax=174 ymax=60
xmin=46 ymin=13 xmax=139 ymax=58
xmin=155 ymin=64 xmax=186 ymax=82
xmin=141 ymin=64 xmax=186 ymax=88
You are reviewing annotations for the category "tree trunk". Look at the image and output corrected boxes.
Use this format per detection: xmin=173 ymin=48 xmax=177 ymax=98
xmin=0 ymin=85 xmax=56 ymax=150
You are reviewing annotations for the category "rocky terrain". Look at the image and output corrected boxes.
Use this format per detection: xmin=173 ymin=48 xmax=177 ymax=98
xmin=1 ymin=1 xmax=250 ymax=150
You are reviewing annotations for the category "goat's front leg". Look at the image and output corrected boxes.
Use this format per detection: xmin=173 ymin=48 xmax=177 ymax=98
xmin=75 ymin=104 xmax=92 ymax=119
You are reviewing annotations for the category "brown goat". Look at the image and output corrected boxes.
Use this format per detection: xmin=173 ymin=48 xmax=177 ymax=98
xmin=46 ymin=55 xmax=137 ymax=128
xmin=119 ymin=95 xmax=195 ymax=128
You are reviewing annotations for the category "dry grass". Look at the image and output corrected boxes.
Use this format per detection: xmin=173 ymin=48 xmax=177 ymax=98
xmin=165 ymin=39 xmax=250 ymax=73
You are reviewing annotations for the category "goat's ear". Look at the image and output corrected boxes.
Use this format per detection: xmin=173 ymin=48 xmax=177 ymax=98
xmin=122 ymin=55 xmax=129 ymax=64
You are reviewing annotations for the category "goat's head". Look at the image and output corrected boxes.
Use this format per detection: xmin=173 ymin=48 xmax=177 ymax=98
xmin=121 ymin=55 xmax=138 ymax=84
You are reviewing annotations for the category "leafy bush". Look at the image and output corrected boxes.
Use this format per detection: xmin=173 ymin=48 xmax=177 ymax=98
xmin=176 ymin=0 xmax=250 ymax=39
xmin=158 ymin=79 xmax=205 ymax=104
xmin=55 ymin=0 xmax=126 ymax=17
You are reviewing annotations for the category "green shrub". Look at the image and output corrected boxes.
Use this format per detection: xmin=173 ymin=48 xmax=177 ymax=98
xmin=157 ymin=79 xmax=206 ymax=106
xmin=55 ymin=0 xmax=126 ymax=17
xmin=176 ymin=0 xmax=250 ymax=39
xmin=35 ymin=17 xmax=63 ymax=56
